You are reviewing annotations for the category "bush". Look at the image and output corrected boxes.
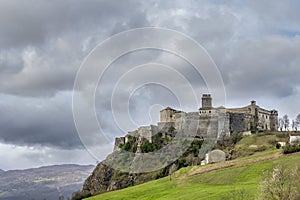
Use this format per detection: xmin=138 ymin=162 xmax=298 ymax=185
xmin=267 ymin=139 xmax=278 ymax=146
xmin=140 ymin=140 xmax=157 ymax=153
xmin=259 ymin=166 xmax=300 ymax=200
xmin=120 ymin=137 xmax=137 ymax=152
xmin=283 ymin=143 xmax=300 ymax=154
xmin=72 ymin=191 xmax=91 ymax=200
xmin=275 ymin=132 xmax=289 ymax=139
xmin=191 ymin=140 xmax=203 ymax=156
xmin=168 ymin=126 xmax=175 ymax=133
xmin=276 ymin=143 xmax=281 ymax=149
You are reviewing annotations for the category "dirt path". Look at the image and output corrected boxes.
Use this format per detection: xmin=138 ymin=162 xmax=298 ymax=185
xmin=189 ymin=152 xmax=300 ymax=177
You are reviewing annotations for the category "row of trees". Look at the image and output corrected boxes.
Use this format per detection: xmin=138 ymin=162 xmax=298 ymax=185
xmin=279 ymin=114 xmax=300 ymax=131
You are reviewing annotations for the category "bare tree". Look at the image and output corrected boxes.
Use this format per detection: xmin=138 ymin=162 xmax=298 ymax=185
xmin=259 ymin=166 xmax=300 ymax=200
xmin=279 ymin=118 xmax=284 ymax=132
xmin=292 ymin=120 xmax=296 ymax=131
xmin=295 ymin=114 xmax=300 ymax=131
xmin=283 ymin=114 xmax=290 ymax=131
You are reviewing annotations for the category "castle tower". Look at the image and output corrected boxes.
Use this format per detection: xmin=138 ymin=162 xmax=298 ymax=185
xmin=202 ymin=94 xmax=212 ymax=109
xmin=270 ymin=109 xmax=279 ymax=131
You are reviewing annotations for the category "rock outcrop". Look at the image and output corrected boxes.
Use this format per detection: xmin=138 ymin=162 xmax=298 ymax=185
xmin=72 ymin=127 xmax=204 ymax=200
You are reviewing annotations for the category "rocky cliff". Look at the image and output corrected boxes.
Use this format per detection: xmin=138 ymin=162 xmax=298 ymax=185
xmin=72 ymin=127 xmax=204 ymax=200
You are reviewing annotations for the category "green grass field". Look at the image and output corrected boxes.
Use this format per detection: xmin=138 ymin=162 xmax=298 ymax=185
xmin=86 ymin=151 xmax=300 ymax=200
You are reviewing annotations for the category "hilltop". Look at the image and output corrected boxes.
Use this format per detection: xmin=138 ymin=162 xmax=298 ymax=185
xmin=0 ymin=164 xmax=94 ymax=200
xmin=74 ymin=131 xmax=299 ymax=199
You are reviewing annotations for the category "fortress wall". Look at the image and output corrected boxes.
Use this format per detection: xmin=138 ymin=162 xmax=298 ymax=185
xmin=114 ymin=137 xmax=125 ymax=151
xmin=150 ymin=125 xmax=159 ymax=137
xmin=137 ymin=125 xmax=159 ymax=143
xmin=199 ymin=109 xmax=218 ymax=115
xmin=257 ymin=112 xmax=271 ymax=130
xmin=157 ymin=122 xmax=175 ymax=133
xmin=178 ymin=112 xmax=200 ymax=138
xmin=138 ymin=126 xmax=152 ymax=142
xmin=229 ymin=113 xmax=252 ymax=133
xmin=226 ymin=107 xmax=250 ymax=113
xmin=127 ymin=130 xmax=138 ymax=137
xmin=218 ymin=112 xmax=230 ymax=136
xmin=197 ymin=116 xmax=219 ymax=138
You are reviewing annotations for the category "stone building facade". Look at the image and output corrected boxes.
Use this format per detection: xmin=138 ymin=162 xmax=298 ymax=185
xmin=114 ymin=94 xmax=278 ymax=149
xmin=160 ymin=94 xmax=278 ymax=134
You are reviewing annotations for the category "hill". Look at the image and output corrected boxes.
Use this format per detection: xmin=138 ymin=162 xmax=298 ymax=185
xmin=75 ymin=132 xmax=291 ymax=199
xmin=0 ymin=164 xmax=94 ymax=200
xmin=86 ymin=151 xmax=300 ymax=200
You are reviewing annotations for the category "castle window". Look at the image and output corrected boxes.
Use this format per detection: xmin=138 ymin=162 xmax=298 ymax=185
xmin=209 ymin=111 xmax=211 ymax=113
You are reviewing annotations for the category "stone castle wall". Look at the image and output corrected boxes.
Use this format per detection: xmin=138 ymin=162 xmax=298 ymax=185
xmin=114 ymin=95 xmax=278 ymax=150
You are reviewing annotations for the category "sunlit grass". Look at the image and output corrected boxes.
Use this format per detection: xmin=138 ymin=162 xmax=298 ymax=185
xmin=86 ymin=153 xmax=300 ymax=200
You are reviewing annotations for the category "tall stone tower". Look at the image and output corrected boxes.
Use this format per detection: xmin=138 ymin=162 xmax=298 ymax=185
xmin=202 ymin=94 xmax=212 ymax=109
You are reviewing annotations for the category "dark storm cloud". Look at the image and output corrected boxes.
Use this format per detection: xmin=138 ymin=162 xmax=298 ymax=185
xmin=0 ymin=0 xmax=147 ymax=49
xmin=0 ymin=93 xmax=83 ymax=149
xmin=0 ymin=0 xmax=300 ymax=169
xmin=0 ymin=0 xmax=149 ymax=97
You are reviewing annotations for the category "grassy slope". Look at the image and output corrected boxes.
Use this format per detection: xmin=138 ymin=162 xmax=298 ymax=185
xmin=87 ymin=134 xmax=297 ymax=200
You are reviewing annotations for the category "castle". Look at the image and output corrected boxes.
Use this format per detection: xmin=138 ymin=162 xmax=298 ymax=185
xmin=115 ymin=94 xmax=278 ymax=148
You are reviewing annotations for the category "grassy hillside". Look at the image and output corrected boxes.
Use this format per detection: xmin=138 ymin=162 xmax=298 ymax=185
xmin=86 ymin=133 xmax=296 ymax=200
xmin=87 ymin=151 xmax=300 ymax=200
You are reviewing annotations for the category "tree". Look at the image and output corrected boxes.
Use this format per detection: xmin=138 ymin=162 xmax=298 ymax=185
xmin=259 ymin=166 xmax=300 ymax=200
xmin=283 ymin=114 xmax=290 ymax=131
xmin=292 ymin=120 xmax=296 ymax=131
xmin=295 ymin=114 xmax=300 ymax=131
xmin=279 ymin=118 xmax=284 ymax=131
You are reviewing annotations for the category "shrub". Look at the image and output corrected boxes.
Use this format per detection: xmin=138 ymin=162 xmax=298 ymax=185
xmin=120 ymin=137 xmax=137 ymax=152
xmin=276 ymin=143 xmax=281 ymax=149
xmin=259 ymin=166 xmax=300 ymax=200
xmin=140 ymin=140 xmax=157 ymax=153
xmin=191 ymin=140 xmax=203 ymax=156
xmin=283 ymin=143 xmax=300 ymax=154
xmin=168 ymin=126 xmax=175 ymax=133
xmin=72 ymin=191 xmax=91 ymax=200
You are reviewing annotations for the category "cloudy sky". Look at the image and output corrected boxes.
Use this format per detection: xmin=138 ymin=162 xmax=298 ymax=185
xmin=0 ymin=0 xmax=300 ymax=170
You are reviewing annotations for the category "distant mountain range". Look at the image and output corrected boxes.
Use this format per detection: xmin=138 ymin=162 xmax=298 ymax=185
xmin=0 ymin=169 xmax=4 ymax=173
xmin=0 ymin=164 xmax=94 ymax=200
